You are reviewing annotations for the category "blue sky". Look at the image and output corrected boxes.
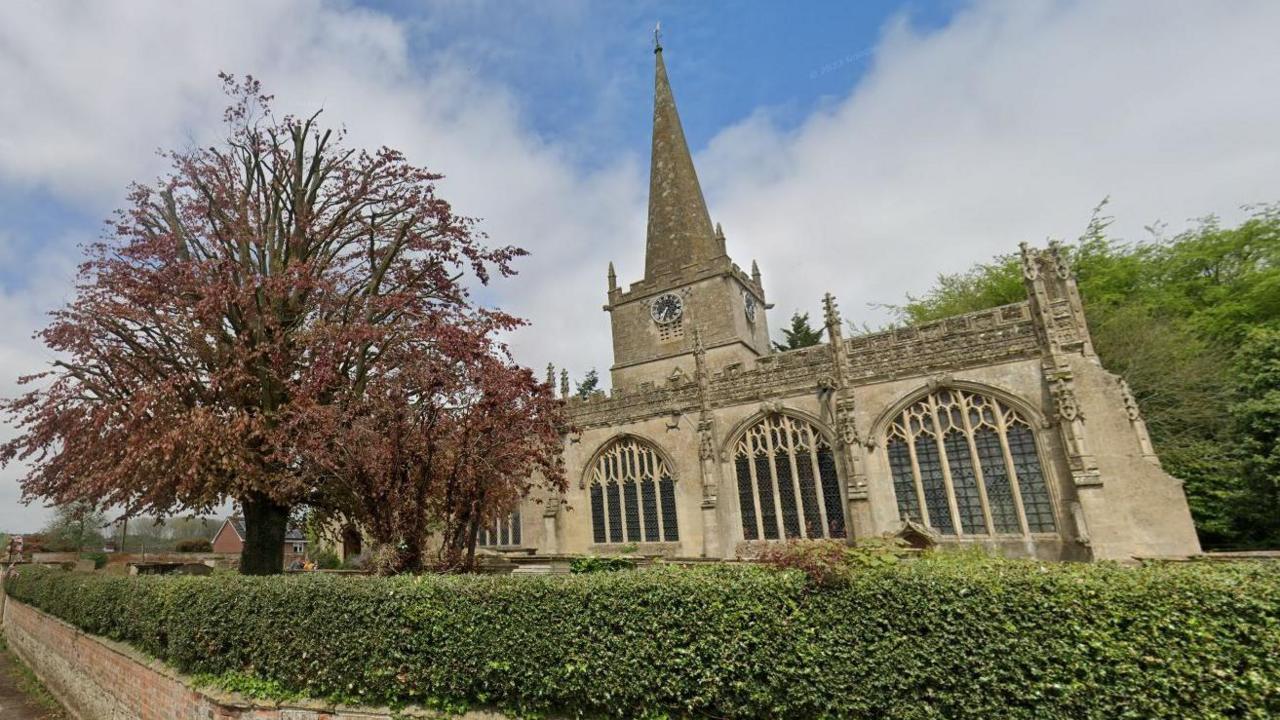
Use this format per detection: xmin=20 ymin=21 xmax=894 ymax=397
xmin=2 ymin=0 xmax=1279 ymax=532
xmin=345 ymin=1 xmax=960 ymax=156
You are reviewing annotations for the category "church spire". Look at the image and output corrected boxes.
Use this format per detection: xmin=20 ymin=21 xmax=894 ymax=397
xmin=644 ymin=33 xmax=720 ymax=280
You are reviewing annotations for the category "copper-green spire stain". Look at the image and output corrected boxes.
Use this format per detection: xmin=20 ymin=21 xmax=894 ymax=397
xmin=644 ymin=42 xmax=720 ymax=280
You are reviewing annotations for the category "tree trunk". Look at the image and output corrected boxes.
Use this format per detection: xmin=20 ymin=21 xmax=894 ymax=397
xmin=240 ymin=492 xmax=289 ymax=575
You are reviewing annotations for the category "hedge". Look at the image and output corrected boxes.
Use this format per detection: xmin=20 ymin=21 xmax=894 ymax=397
xmin=5 ymin=558 xmax=1280 ymax=719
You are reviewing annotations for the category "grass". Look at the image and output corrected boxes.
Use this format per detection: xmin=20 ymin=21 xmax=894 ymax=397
xmin=0 ymin=636 xmax=68 ymax=719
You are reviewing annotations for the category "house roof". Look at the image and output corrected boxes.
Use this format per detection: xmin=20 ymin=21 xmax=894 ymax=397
xmin=230 ymin=517 xmax=246 ymax=539
xmin=222 ymin=517 xmax=305 ymax=543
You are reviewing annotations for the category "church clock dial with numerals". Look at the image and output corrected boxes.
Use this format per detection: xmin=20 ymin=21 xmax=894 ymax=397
xmin=650 ymin=292 xmax=684 ymax=323
xmin=743 ymin=292 xmax=757 ymax=322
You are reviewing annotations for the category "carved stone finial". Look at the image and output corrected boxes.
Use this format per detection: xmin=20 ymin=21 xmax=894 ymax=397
xmin=751 ymin=259 xmax=761 ymax=283
xmin=1047 ymin=240 xmax=1071 ymax=279
xmin=545 ymin=363 xmax=555 ymax=388
xmin=560 ymin=369 xmax=570 ymax=399
xmin=822 ymin=292 xmax=841 ymax=328
xmin=1019 ymin=241 xmax=1040 ymax=281
xmin=607 ymin=261 xmax=617 ymax=292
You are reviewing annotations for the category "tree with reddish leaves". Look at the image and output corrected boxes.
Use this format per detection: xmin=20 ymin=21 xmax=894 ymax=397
xmin=1 ymin=75 xmax=561 ymax=574
xmin=300 ymin=316 xmax=565 ymax=574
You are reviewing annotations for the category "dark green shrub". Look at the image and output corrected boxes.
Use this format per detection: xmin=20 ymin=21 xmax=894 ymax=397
xmin=174 ymin=538 xmax=213 ymax=553
xmin=80 ymin=551 xmax=108 ymax=569
xmin=5 ymin=558 xmax=1279 ymax=718
xmin=312 ymin=549 xmax=341 ymax=570
xmin=568 ymin=555 xmax=636 ymax=573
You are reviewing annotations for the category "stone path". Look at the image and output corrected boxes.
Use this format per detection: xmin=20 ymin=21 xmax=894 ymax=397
xmin=0 ymin=644 xmax=61 ymax=720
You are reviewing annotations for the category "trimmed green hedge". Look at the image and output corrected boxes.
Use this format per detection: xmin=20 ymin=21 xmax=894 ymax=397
xmin=6 ymin=558 xmax=1279 ymax=718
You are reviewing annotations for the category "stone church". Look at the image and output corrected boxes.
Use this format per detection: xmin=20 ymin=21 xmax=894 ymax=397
xmin=484 ymin=42 xmax=1202 ymax=562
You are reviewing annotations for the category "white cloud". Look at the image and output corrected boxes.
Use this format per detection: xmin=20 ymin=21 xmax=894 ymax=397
xmin=0 ymin=227 xmax=80 ymax=533
xmin=701 ymin=0 xmax=1280 ymax=324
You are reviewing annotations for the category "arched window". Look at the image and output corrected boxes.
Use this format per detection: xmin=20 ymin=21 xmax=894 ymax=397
xmin=477 ymin=511 xmax=521 ymax=547
xmin=733 ymin=414 xmax=846 ymax=540
xmin=885 ymin=388 xmax=1056 ymax=537
xmin=589 ymin=438 xmax=678 ymax=543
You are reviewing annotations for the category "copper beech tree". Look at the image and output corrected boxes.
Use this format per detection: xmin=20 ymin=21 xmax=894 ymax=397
xmin=1 ymin=75 xmax=565 ymax=574
xmin=300 ymin=316 xmax=564 ymax=574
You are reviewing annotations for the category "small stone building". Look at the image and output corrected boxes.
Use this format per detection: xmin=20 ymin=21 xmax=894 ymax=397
xmin=500 ymin=41 xmax=1201 ymax=562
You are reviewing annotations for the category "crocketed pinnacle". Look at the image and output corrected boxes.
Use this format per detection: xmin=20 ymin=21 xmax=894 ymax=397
xmin=644 ymin=43 xmax=720 ymax=280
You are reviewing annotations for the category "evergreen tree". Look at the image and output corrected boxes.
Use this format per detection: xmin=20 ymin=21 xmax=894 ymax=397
xmin=576 ymin=369 xmax=600 ymax=399
xmin=773 ymin=312 xmax=825 ymax=352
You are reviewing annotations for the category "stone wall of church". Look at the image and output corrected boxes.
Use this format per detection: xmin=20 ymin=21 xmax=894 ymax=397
xmin=538 ymin=44 xmax=1202 ymax=563
xmin=608 ymin=264 xmax=769 ymax=389
xmin=522 ymin=243 xmax=1202 ymax=563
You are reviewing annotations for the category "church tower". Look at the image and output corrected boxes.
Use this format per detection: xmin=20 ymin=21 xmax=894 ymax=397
xmin=606 ymin=36 xmax=770 ymax=388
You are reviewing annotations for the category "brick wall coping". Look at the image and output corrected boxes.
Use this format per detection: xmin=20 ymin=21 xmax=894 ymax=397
xmin=1 ymin=593 xmax=516 ymax=719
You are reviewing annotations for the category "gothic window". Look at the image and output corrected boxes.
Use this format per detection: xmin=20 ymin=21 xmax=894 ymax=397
xmin=885 ymin=389 xmax=1057 ymax=537
xmin=734 ymin=414 xmax=846 ymax=540
xmin=477 ymin=510 xmax=522 ymax=547
xmin=590 ymin=438 xmax=679 ymax=543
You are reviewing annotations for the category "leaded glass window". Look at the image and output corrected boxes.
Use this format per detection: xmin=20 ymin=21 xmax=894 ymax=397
xmin=885 ymin=388 xmax=1057 ymax=537
xmin=589 ymin=437 xmax=679 ymax=543
xmin=477 ymin=510 xmax=522 ymax=547
xmin=735 ymin=456 xmax=759 ymax=540
xmin=734 ymin=414 xmax=846 ymax=540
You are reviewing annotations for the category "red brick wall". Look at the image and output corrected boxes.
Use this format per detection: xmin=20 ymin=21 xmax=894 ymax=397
xmin=210 ymin=522 xmax=243 ymax=555
xmin=0 ymin=595 xmax=504 ymax=719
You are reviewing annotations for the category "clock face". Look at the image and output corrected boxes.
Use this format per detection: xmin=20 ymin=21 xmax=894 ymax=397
xmin=650 ymin=292 xmax=683 ymax=323
xmin=744 ymin=292 xmax=757 ymax=322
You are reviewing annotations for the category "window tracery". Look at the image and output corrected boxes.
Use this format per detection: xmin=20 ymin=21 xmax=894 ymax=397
xmin=733 ymin=414 xmax=846 ymax=540
xmin=477 ymin=510 xmax=522 ymax=547
xmin=885 ymin=388 xmax=1056 ymax=537
xmin=589 ymin=437 xmax=678 ymax=543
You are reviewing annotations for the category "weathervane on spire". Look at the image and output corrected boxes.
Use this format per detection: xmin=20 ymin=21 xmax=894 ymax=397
xmin=654 ymin=21 xmax=662 ymax=53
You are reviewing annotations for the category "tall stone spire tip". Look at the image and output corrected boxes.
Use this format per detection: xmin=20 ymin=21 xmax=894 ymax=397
xmin=643 ymin=25 xmax=718 ymax=280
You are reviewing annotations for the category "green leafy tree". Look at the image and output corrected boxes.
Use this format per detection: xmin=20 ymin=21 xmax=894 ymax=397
xmin=1231 ymin=326 xmax=1280 ymax=546
xmin=575 ymin=369 xmax=600 ymax=399
xmin=42 ymin=500 xmax=106 ymax=553
xmin=773 ymin=311 xmax=824 ymax=352
xmin=889 ymin=201 xmax=1280 ymax=548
